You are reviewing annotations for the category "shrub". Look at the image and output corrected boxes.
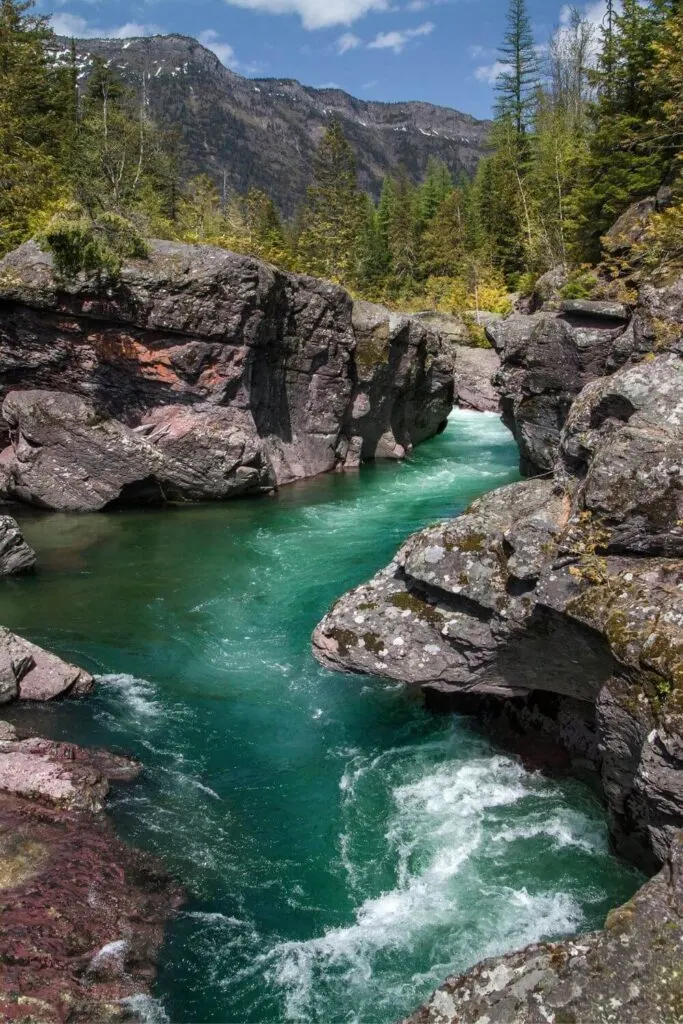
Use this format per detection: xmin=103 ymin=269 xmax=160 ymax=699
xmin=41 ymin=209 xmax=149 ymax=280
xmin=560 ymin=266 xmax=598 ymax=300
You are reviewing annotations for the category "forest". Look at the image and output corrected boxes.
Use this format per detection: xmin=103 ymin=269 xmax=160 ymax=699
xmin=1 ymin=0 xmax=682 ymax=314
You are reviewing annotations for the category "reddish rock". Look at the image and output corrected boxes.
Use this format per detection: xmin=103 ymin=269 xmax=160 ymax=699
xmin=0 ymin=515 xmax=36 ymax=576
xmin=0 ymin=627 xmax=95 ymax=704
xmin=0 ymin=794 xmax=183 ymax=1023
xmin=0 ymin=734 xmax=141 ymax=813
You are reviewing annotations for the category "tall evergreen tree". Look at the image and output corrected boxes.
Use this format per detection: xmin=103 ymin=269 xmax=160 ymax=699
xmin=418 ymin=158 xmax=453 ymax=224
xmin=297 ymin=119 xmax=362 ymax=281
xmin=571 ymin=0 xmax=668 ymax=260
xmin=495 ymin=0 xmax=541 ymax=141
xmin=386 ymin=167 xmax=419 ymax=289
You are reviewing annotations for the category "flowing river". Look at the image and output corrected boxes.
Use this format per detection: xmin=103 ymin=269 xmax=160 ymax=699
xmin=0 ymin=410 xmax=641 ymax=1024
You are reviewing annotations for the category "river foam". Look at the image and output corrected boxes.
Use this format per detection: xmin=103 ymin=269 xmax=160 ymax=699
xmin=261 ymin=746 xmax=593 ymax=1023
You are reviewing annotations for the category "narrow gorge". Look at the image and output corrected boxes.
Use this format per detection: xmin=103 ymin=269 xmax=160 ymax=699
xmin=0 ymin=238 xmax=656 ymax=1023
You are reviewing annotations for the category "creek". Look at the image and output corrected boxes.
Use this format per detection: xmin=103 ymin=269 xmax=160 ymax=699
xmin=1 ymin=410 xmax=641 ymax=1024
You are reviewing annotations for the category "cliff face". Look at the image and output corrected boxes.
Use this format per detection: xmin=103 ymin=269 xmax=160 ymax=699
xmin=0 ymin=241 xmax=453 ymax=512
xmin=50 ymin=34 xmax=491 ymax=216
xmin=312 ymin=264 xmax=683 ymax=1020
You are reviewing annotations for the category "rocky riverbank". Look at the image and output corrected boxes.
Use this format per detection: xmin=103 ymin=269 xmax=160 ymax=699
xmin=313 ymin=258 xmax=683 ymax=1020
xmin=0 ymin=624 xmax=183 ymax=1022
xmin=0 ymin=241 xmax=453 ymax=513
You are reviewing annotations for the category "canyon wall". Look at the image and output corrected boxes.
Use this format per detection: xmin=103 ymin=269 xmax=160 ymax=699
xmin=0 ymin=241 xmax=453 ymax=512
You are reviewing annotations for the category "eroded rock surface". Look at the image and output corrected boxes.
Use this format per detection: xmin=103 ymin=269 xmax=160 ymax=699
xmin=0 ymin=514 xmax=36 ymax=575
xmin=0 ymin=626 xmax=94 ymax=704
xmin=0 ymin=241 xmax=453 ymax=511
xmin=0 ymin=778 xmax=182 ymax=1023
xmin=0 ymin=649 xmax=182 ymax=1021
xmin=488 ymin=301 xmax=634 ymax=475
xmin=453 ymin=345 xmax=500 ymax=411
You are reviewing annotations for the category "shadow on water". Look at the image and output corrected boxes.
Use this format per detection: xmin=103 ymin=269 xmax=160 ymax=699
xmin=0 ymin=411 xmax=643 ymax=1024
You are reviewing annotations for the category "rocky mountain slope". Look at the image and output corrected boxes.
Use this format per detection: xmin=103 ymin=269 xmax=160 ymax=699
xmin=313 ymin=231 xmax=683 ymax=1019
xmin=0 ymin=240 xmax=453 ymax=512
xmin=50 ymin=34 xmax=490 ymax=214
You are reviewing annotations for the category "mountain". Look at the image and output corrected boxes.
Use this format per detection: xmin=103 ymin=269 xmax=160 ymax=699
xmin=51 ymin=34 xmax=491 ymax=216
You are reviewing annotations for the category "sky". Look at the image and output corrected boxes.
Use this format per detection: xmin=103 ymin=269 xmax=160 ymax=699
xmin=38 ymin=0 xmax=608 ymax=119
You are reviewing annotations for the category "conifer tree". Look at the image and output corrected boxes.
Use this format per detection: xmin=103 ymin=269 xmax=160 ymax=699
xmin=495 ymin=0 xmax=540 ymax=141
xmin=297 ymin=119 xmax=362 ymax=281
xmin=375 ymin=175 xmax=396 ymax=278
xmin=571 ymin=0 xmax=668 ymax=260
xmin=419 ymin=188 xmax=466 ymax=278
xmin=418 ymin=158 xmax=453 ymax=224
xmin=386 ymin=167 xmax=419 ymax=289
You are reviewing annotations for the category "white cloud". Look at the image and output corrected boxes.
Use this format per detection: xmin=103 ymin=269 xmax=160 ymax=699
xmin=468 ymin=43 xmax=488 ymax=59
xmin=50 ymin=12 xmax=162 ymax=38
xmin=198 ymin=29 xmax=237 ymax=67
xmin=318 ymin=81 xmax=341 ymax=88
xmin=337 ymin=31 xmax=362 ymax=53
xmin=223 ymin=0 xmax=390 ymax=30
xmin=474 ymin=59 xmax=511 ymax=85
xmin=368 ymin=21 xmax=434 ymax=54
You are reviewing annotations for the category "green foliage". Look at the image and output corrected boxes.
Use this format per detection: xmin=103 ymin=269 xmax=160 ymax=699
xmin=570 ymin=0 xmax=672 ymax=261
xmin=0 ymin=0 xmax=71 ymax=254
xmin=2 ymin=0 xmax=682 ymax=313
xmin=41 ymin=208 xmax=148 ymax=279
xmin=495 ymin=0 xmax=541 ymax=140
xmin=560 ymin=267 xmax=598 ymax=299
xmin=296 ymin=120 xmax=363 ymax=282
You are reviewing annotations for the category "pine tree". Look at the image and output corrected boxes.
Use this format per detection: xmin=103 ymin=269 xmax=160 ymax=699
xmin=571 ymin=0 xmax=669 ymax=260
xmin=495 ymin=0 xmax=541 ymax=142
xmin=354 ymin=192 xmax=387 ymax=294
xmin=418 ymin=158 xmax=453 ymax=224
xmin=386 ymin=167 xmax=419 ymax=290
xmin=375 ymin=175 xmax=396 ymax=278
xmin=297 ymin=119 xmax=362 ymax=281
xmin=419 ymin=188 xmax=466 ymax=278
xmin=71 ymin=59 xmax=176 ymax=226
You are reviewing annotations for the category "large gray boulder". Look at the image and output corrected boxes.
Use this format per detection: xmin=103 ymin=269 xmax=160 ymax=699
xmin=0 ymin=241 xmax=453 ymax=512
xmin=488 ymin=301 xmax=634 ymax=475
xmin=0 ymin=514 xmax=36 ymax=575
xmin=452 ymin=345 xmax=500 ymax=411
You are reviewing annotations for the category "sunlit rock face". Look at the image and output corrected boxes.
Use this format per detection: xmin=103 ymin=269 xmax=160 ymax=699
xmin=0 ymin=240 xmax=453 ymax=511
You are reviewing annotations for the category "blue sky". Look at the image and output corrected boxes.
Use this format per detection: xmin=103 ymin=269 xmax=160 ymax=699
xmin=40 ymin=0 xmax=607 ymax=119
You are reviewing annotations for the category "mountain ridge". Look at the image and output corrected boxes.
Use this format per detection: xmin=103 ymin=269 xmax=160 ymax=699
xmin=51 ymin=33 xmax=491 ymax=215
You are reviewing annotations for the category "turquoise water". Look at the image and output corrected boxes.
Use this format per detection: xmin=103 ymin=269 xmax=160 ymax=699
xmin=0 ymin=411 xmax=640 ymax=1024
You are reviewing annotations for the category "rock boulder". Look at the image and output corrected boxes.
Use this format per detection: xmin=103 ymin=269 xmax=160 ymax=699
xmin=0 ymin=514 xmax=36 ymax=575
xmin=314 ymin=269 xmax=683 ymax=1023
xmin=0 ymin=626 xmax=94 ymax=704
